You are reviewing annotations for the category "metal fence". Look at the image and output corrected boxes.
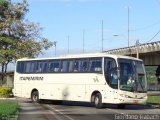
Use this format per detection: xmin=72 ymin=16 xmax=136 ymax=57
xmin=148 ymin=82 xmax=160 ymax=91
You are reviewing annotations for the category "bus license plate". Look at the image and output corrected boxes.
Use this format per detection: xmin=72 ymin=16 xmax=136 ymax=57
xmin=133 ymin=100 xmax=139 ymax=104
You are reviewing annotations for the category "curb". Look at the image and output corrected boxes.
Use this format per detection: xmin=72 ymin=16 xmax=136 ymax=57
xmin=0 ymin=97 xmax=16 ymax=100
xmin=147 ymin=103 xmax=160 ymax=109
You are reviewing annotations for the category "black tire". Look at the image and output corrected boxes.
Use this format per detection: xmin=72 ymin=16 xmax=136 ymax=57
xmin=94 ymin=93 xmax=103 ymax=109
xmin=31 ymin=91 xmax=40 ymax=103
xmin=117 ymin=104 xmax=126 ymax=109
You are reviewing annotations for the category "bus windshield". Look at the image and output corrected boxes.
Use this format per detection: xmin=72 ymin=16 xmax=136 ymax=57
xmin=118 ymin=58 xmax=147 ymax=93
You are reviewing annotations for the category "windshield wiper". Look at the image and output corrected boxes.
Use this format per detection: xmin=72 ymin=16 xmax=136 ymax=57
xmin=137 ymin=79 xmax=144 ymax=92
xmin=132 ymin=79 xmax=145 ymax=92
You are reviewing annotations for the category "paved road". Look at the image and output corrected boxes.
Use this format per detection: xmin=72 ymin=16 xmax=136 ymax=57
xmin=16 ymin=98 xmax=160 ymax=120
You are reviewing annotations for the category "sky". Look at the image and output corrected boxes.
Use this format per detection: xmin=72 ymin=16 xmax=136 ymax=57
xmin=12 ymin=0 xmax=160 ymax=57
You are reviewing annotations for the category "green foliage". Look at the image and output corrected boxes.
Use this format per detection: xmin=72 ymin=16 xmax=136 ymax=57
xmin=0 ymin=0 xmax=8 ymax=6
xmin=0 ymin=0 xmax=53 ymax=60
xmin=145 ymin=66 xmax=157 ymax=83
xmin=0 ymin=0 xmax=8 ymax=5
xmin=0 ymin=0 xmax=53 ymax=85
xmin=0 ymin=87 xmax=12 ymax=98
xmin=0 ymin=101 xmax=19 ymax=116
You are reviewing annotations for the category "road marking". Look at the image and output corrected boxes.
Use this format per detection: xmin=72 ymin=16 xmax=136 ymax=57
xmin=47 ymin=105 xmax=75 ymax=120
xmin=106 ymin=108 xmax=126 ymax=115
xmin=121 ymin=113 xmax=125 ymax=114
xmin=47 ymin=110 xmax=64 ymax=120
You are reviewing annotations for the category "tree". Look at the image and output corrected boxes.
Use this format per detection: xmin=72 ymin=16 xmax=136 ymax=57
xmin=0 ymin=0 xmax=53 ymax=85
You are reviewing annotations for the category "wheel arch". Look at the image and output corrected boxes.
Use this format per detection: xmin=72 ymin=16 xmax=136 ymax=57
xmin=90 ymin=90 xmax=101 ymax=102
xmin=31 ymin=88 xmax=38 ymax=98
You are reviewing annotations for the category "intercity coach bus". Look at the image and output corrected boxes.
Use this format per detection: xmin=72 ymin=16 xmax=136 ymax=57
xmin=13 ymin=53 xmax=147 ymax=108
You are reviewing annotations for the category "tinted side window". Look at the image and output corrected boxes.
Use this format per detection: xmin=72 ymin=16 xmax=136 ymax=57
xmin=80 ymin=59 xmax=88 ymax=72
xmin=89 ymin=58 xmax=102 ymax=72
xmin=104 ymin=58 xmax=117 ymax=89
xmin=48 ymin=60 xmax=61 ymax=72
xmin=61 ymin=60 xmax=69 ymax=72
xmin=17 ymin=61 xmax=25 ymax=73
xmin=36 ymin=61 xmax=48 ymax=73
xmin=104 ymin=58 xmax=116 ymax=74
xmin=25 ymin=61 xmax=37 ymax=73
xmin=73 ymin=59 xmax=81 ymax=72
xmin=68 ymin=60 xmax=74 ymax=72
xmin=61 ymin=59 xmax=74 ymax=72
xmin=73 ymin=59 xmax=89 ymax=72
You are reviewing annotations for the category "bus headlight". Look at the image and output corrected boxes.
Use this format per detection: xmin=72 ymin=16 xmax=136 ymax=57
xmin=140 ymin=95 xmax=147 ymax=99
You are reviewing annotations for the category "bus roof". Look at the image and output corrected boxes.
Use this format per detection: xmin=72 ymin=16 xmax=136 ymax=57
xmin=17 ymin=52 xmax=142 ymax=61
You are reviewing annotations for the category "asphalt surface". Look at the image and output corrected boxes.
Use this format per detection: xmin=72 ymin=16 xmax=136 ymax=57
xmin=15 ymin=98 xmax=160 ymax=120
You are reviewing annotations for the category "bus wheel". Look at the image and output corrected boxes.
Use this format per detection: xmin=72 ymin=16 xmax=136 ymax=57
xmin=94 ymin=93 xmax=103 ymax=109
xmin=31 ymin=91 xmax=40 ymax=103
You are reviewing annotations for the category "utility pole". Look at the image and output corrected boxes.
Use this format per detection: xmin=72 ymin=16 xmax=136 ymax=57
xmin=102 ymin=20 xmax=104 ymax=52
xmin=68 ymin=36 xmax=70 ymax=54
xmin=53 ymin=41 xmax=57 ymax=57
xmin=127 ymin=6 xmax=132 ymax=56
xmin=128 ymin=6 xmax=130 ymax=48
xmin=136 ymin=40 xmax=140 ymax=58
xmin=83 ymin=29 xmax=85 ymax=53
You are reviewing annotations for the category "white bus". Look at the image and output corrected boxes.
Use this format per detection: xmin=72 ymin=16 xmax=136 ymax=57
xmin=13 ymin=53 xmax=147 ymax=108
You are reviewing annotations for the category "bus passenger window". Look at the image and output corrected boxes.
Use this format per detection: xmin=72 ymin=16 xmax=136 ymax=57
xmin=61 ymin=60 xmax=69 ymax=72
xmin=61 ymin=60 xmax=74 ymax=72
xmin=73 ymin=59 xmax=88 ymax=72
xmin=81 ymin=60 xmax=88 ymax=72
xmin=48 ymin=61 xmax=60 ymax=72
xmin=17 ymin=61 xmax=25 ymax=73
xmin=89 ymin=58 xmax=102 ymax=72
xmin=36 ymin=61 xmax=48 ymax=73
xmin=48 ymin=63 xmax=53 ymax=72
xmin=25 ymin=61 xmax=36 ymax=73
xmin=73 ymin=60 xmax=79 ymax=72
xmin=68 ymin=60 xmax=74 ymax=72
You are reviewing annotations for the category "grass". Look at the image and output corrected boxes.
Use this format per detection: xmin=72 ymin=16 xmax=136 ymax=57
xmin=0 ymin=101 xmax=19 ymax=119
xmin=147 ymin=96 xmax=160 ymax=105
